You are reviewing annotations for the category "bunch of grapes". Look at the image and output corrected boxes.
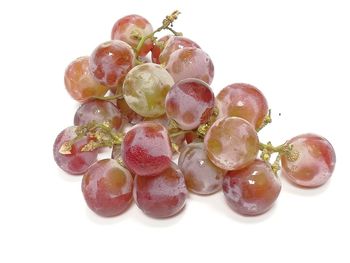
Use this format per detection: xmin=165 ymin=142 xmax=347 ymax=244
xmin=54 ymin=11 xmax=336 ymax=218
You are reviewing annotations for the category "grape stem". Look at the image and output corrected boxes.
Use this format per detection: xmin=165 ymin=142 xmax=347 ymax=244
xmin=257 ymin=109 xmax=272 ymax=132
xmin=259 ymin=141 xmax=299 ymax=174
xmin=59 ymin=121 xmax=125 ymax=154
xmin=92 ymin=93 xmax=123 ymax=101
xmin=135 ymin=10 xmax=182 ymax=57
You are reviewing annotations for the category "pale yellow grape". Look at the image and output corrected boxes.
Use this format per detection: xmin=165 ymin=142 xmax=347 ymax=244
xmin=123 ymin=63 xmax=174 ymax=117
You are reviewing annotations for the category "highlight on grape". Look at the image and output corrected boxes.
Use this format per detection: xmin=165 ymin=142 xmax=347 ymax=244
xmin=54 ymin=11 xmax=336 ymax=218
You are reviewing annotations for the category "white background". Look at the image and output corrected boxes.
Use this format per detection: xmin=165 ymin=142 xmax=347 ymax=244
xmin=0 ymin=0 xmax=349 ymax=262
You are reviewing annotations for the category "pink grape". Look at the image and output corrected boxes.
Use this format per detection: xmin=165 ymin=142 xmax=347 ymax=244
xmin=134 ymin=163 xmax=187 ymax=218
xmin=89 ymin=40 xmax=135 ymax=92
xmin=64 ymin=56 xmax=108 ymax=102
xmin=53 ymin=126 xmax=98 ymax=175
xmin=216 ymin=83 xmax=268 ymax=129
xmin=115 ymin=98 xmax=143 ymax=125
xmin=165 ymin=47 xmax=214 ymax=85
xmin=204 ymin=117 xmax=259 ymax=170
xmin=111 ymin=14 xmax=153 ymax=57
xmin=223 ymin=159 xmax=281 ymax=216
xmin=281 ymin=134 xmax=336 ymax=187
xmin=178 ymin=143 xmax=226 ymax=195
xmin=159 ymin=36 xmax=200 ymax=65
xmin=82 ymin=159 xmax=133 ymax=217
xmin=151 ymin=35 xmax=171 ymax=64
xmin=121 ymin=122 xmax=172 ymax=176
xmin=74 ymin=100 xmax=124 ymax=132
xmin=165 ymin=78 xmax=215 ymax=130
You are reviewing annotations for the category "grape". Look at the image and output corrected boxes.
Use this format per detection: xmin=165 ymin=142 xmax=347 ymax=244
xmin=165 ymin=78 xmax=215 ymax=130
xmin=134 ymin=163 xmax=187 ymax=218
xmin=165 ymin=47 xmax=214 ymax=85
xmin=281 ymin=134 xmax=336 ymax=187
xmin=111 ymin=15 xmax=153 ymax=57
xmin=151 ymin=35 xmax=171 ymax=64
xmin=178 ymin=143 xmax=225 ymax=195
xmin=82 ymin=159 xmax=133 ymax=217
xmin=121 ymin=122 xmax=172 ymax=176
xmin=204 ymin=117 xmax=259 ymax=170
xmin=64 ymin=56 xmax=108 ymax=102
xmin=216 ymin=83 xmax=268 ymax=130
xmin=223 ymin=159 xmax=281 ymax=216
xmin=115 ymin=98 xmax=143 ymax=125
xmin=53 ymin=126 xmax=98 ymax=175
xmin=89 ymin=40 xmax=135 ymax=92
xmin=74 ymin=100 xmax=124 ymax=132
xmin=159 ymin=36 xmax=200 ymax=65
xmin=123 ymin=63 xmax=174 ymax=118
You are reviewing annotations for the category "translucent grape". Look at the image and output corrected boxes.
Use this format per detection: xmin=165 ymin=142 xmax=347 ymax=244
xmin=82 ymin=159 xmax=133 ymax=217
xmin=281 ymin=134 xmax=336 ymax=187
xmin=64 ymin=56 xmax=108 ymax=102
xmin=165 ymin=47 xmax=214 ymax=84
xmin=111 ymin=14 xmax=153 ymax=57
xmin=53 ymin=126 xmax=98 ymax=175
xmin=74 ymin=100 xmax=124 ymax=132
xmin=204 ymin=117 xmax=259 ymax=170
xmin=165 ymin=78 xmax=215 ymax=130
xmin=134 ymin=163 xmax=187 ymax=218
xmin=159 ymin=36 xmax=200 ymax=65
xmin=89 ymin=40 xmax=135 ymax=91
xmin=223 ymin=159 xmax=281 ymax=216
xmin=121 ymin=122 xmax=172 ymax=176
xmin=178 ymin=143 xmax=225 ymax=195
xmin=123 ymin=63 xmax=174 ymax=118
xmin=151 ymin=35 xmax=171 ymax=64
xmin=216 ymin=83 xmax=268 ymax=129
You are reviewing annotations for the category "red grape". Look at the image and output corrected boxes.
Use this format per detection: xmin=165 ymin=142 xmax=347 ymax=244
xmin=216 ymin=83 xmax=268 ymax=129
xmin=121 ymin=122 xmax=172 ymax=176
xmin=204 ymin=117 xmax=259 ymax=170
xmin=159 ymin=36 xmax=200 ymax=65
xmin=281 ymin=134 xmax=336 ymax=187
xmin=223 ymin=159 xmax=281 ymax=216
xmin=74 ymin=100 xmax=124 ymax=132
xmin=151 ymin=35 xmax=171 ymax=64
xmin=134 ymin=163 xmax=187 ymax=218
xmin=89 ymin=40 xmax=135 ymax=91
xmin=165 ymin=47 xmax=214 ymax=84
xmin=53 ymin=126 xmax=98 ymax=175
xmin=165 ymin=78 xmax=215 ymax=130
xmin=111 ymin=14 xmax=153 ymax=57
xmin=179 ymin=143 xmax=225 ymax=195
xmin=64 ymin=56 xmax=108 ymax=102
xmin=82 ymin=159 xmax=133 ymax=217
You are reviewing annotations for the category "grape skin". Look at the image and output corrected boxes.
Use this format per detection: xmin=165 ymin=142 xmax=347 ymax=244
xmin=53 ymin=126 xmax=98 ymax=175
xmin=111 ymin=14 xmax=153 ymax=57
xmin=165 ymin=47 xmax=214 ymax=85
xmin=159 ymin=36 xmax=200 ymax=65
xmin=223 ymin=159 xmax=281 ymax=216
xmin=151 ymin=35 xmax=171 ymax=64
xmin=281 ymin=134 xmax=336 ymax=187
xmin=89 ymin=40 xmax=135 ymax=91
xmin=204 ymin=117 xmax=259 ymax=170
xmin=82 ymin=159 xmax=133 ymax=217
xmin=165 ymin=78 xmax=215 ymax=130
xmin=134 ymin=163 xmax=187 ymax=218
xmin=216 ymin=83 xmax=268 ymax=129
xmin=179 ymin=143 xmax=226 ymax=195
xmin=121 ymin=122 xmax=172 ymax=176
xmin=123 ymin=63 xmax=174 ymax=118
xmin=74 ymin=100 xmax=124 ymax=132
xmin=64 ymin=56 xmax=108 ymax=102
